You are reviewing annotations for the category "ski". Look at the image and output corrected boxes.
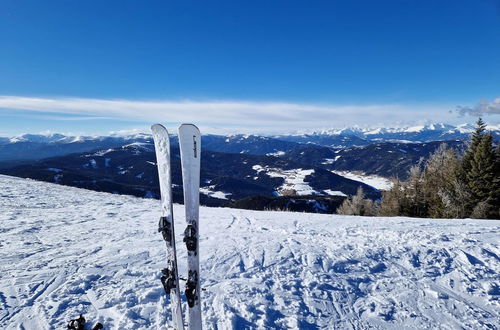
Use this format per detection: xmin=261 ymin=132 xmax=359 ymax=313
xmin=151 ymin=124 xmax=185 ymax=330
xmin=178 ymin=124 xmax=202 ymax=330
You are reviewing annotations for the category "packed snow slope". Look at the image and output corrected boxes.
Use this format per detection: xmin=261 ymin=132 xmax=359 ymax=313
xmin=0 ymin=175 xmax=499 ymax=330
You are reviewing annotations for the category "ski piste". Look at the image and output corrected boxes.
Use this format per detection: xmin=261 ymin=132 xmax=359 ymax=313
xmin=151 ymin=124 xmax=185 ymax=330
xmin=178 ymin=124 xmax=202 ymax=330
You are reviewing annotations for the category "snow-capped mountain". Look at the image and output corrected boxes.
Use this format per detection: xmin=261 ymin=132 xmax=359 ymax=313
xmin=1 ymin=122 xmax=497 ymax=162
xmin=0 ymin=128 xmax=473 ymax=211
xmin=0 ymin=133 xmax=152 ymax=162
xmin=0 ymin=122 xmax=493 ymax=211
xmin=277 ymin=123 xmax=500 ymax=146
xmin=1 ymin=175 xmax=498 ymax=329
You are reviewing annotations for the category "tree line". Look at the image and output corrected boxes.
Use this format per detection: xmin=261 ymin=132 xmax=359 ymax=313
xmin=337 ymin=118 xmax=499 ymax=219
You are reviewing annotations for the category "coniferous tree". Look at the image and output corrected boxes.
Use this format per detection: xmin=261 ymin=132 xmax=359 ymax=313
xmin=490 ymin=145 xmax=500 ymax=219
xmin=467 ymin=133 xmax=498 ymax=218
xmin=462 ymin=118 xmax=487 ymax=173
xmin=461 ymin=118 xmax=486 ymax=182
xmin=456 ymin=118 xmax=499 ymax=219
xmin=468 ymin=133 xmax=495 ymax=203
xmin=377 ymin=119 xmax=498 ymax=219
xmin=460 ymin=118 xmax=487 ymax=215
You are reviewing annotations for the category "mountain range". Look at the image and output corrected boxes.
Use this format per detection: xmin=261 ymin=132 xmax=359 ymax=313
xmin=0 ymin=123 xmax=496 ymax=213
xmin=0 ymin=142 xmax=380 ymax=212
xmin=1 ymin=122 xmax=497 ymax=162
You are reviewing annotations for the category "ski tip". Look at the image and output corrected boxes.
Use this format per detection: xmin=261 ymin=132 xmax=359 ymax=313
xmin=179 ymin=123 xmax=200 ymax=133
xmin=179 ymin=123 xmax=199 ymax=129
xmin=151 ymin=123 xmax=168 ymax=133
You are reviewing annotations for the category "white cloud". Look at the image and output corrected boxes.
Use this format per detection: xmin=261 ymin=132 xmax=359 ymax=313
xmin=0 ymin=95 xmax=460 ymax=132
xmin=457 ymin=98 xmax=500 ymax=117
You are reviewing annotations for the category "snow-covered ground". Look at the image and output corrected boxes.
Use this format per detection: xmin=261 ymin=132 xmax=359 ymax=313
xmin=252 ymin=165 xmax=318 ymax=195
xmin=199 ymin=186 xmax=232 ymax=200
xmin=333 ymin=171 xmax=394 ymax=191
xmin=0 ymin=175 xmax=498 ymax=329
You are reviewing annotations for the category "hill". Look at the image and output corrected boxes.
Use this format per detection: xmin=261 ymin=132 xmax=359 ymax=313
xmin=0 ymin=144 xmax=380 ymax=213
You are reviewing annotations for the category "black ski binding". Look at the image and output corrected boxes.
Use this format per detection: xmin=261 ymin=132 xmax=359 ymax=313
xmin=185 ymin=270 xmax=198 ymax=308
xmin=160 ymin=266 xmax=177 ymax=294
xmin=183 ymin=224 xmax=197 ymax=253
xmin=67 ymin=314 xmax=85 ymax=330
xmin=158 ymin=216 xmax=172 ymax=244
xmin=92 ymin=323 xmax=104 ymax=330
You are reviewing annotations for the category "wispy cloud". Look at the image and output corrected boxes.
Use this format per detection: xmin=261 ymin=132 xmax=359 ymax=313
xmin=0 ymin=95 xmax=458 ymax=131
xmin=456 ymin=98 xmax=500 ymax=117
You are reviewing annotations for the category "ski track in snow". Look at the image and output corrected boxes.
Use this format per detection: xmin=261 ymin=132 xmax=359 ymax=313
xmin=0 ymin=175 xmax=499 ymax=329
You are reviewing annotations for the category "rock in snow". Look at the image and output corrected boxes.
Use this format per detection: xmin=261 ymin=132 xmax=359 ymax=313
xmin=0 ymin=175 xmax=498 ymax=329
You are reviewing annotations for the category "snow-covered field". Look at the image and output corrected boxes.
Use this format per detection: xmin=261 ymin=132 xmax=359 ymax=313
xmin=332 ymin=171 xmax=394 ymax=191
xmin=252 ymin=165 xmax=318 ymax=196
xmin=0 ymin=175 xmax=499 ymax=329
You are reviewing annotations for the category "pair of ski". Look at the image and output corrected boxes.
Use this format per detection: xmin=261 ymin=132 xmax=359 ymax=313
xmin=152 ymin=123 xmax=202 ymax=330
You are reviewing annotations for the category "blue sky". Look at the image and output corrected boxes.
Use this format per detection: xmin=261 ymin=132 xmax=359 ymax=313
xmin=0 ymin=0 xmax=499 ymax=135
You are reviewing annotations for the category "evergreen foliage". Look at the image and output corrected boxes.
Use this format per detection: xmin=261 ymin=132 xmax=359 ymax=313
xmin=377 ymin=118 xmax=499 ymax=219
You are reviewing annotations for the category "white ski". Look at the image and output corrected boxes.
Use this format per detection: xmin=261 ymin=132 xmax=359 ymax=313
xmin=178 ymin=124 xmax=202 ymax=330
xmin=151 ymin=124 xmax=185 ymax=330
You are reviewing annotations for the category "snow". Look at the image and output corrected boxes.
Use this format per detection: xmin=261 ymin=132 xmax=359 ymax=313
xmin=265 ymin=151 xmax=285 ymax=157
xmin=333 ymin=171 xmax=394 ymax=191
xmin=199 ymin=186 xmax=232 ymax=200
xmin=92 ymin=149 xmax=114 ymax=157
xmin=386 ymin=139 xmax=415 ymax=143
xmin=122 ymin=142 xmax=154 ymax=154
xmin=252 ymin=165 xmax=318 ymax=196
xmin=69 ymin=136 xmax=86 ymax=143
xmin=0 ymin=175 xmax=499 ymax=329
xmin=365 ymin=128 xmax=386 ymax=135
xmin=321 ymin=158 xmax=335 ymax=165
xmin=323 ymin=189 xmax=347 ymax=197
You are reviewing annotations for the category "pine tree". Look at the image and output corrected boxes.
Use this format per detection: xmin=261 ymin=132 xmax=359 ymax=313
xmin=467 ymin=133 xmax=499 ymax=219
xmin=461 ymin=118 xmax=486 ymax=180
xmin=460 ymin=118 xmax=489 ymax=216
xmin=468 ymin=133 xmax=495 ymax=204
xmin=463 ymin=118 xmax=487 ymax=168
xmin=490 ymin=145 xmax=500 ymax=219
